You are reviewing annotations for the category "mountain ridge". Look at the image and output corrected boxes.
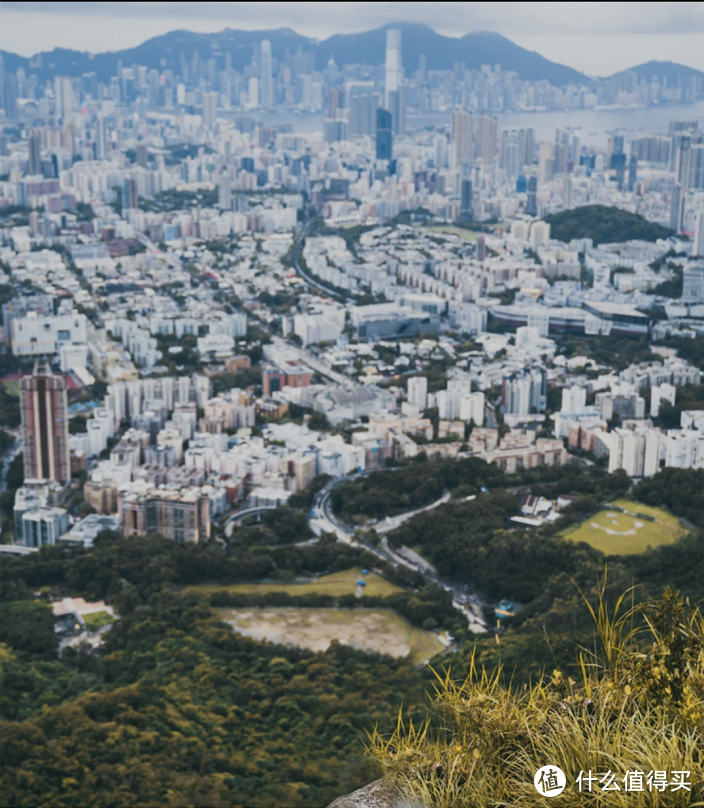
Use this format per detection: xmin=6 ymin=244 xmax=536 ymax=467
xmin=1 ymin=24 xmax=586 ymax=86
xmin=1 ymin=24 xmax=702 ymax=89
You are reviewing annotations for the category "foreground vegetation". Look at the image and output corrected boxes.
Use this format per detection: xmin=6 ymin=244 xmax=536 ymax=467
xmin=370 ymin=584 xmax=704 ymax=807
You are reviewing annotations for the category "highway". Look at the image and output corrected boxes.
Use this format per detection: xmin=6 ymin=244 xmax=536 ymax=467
xmin=289 ymin=216 xmax=343 ymax=299
xmin=223 ymin=505 xmax=277 ymax=537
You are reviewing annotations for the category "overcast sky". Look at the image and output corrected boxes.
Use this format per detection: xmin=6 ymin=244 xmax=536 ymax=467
xmin=2 ymin=2 xmax=704 ymax=76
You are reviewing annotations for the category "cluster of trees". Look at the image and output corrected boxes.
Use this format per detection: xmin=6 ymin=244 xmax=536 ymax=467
xmin=0 ymin=531 xmax=439 ymax=807
xmin=0 ymin=383 xmax=20 ymax=428
xmin=544 ymin=204 xmax=672 ymax=246
xmin=331 ymin=456 xmax=507 ymax=523
xmin=230 ymin=507 xmax=312 ymax=546
xmin=553 ymin=333 xmax=656 ymax=371
xmin=655 ymin=383 xmax=704 ymax=429
xmin=1 ymin=590 xmax=427 ymax=807
xmin=632 ymin=468 xmax=704 ymax=529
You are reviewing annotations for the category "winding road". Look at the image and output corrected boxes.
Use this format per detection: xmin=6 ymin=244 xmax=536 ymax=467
xmin=309 ymin=472 xmax=488 ymax=633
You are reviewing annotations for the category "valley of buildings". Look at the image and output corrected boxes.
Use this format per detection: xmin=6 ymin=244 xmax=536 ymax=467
xmin=2 ymin=30 xmax=704 ymax=552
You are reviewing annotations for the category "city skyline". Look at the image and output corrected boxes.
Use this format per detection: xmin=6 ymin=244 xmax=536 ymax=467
xmin=1 ymin=3 xmax=704 ymax=76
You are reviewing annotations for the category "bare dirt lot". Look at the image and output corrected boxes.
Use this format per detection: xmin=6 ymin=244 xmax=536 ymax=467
xmin=219 ymin=607 xmax=444 ymax=664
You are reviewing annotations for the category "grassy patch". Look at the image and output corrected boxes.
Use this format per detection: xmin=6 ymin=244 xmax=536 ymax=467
xmin=423 ymin=225 xmax=479 ymax=242
xmin=182 ymin=567 xmax=402 ymax=598
xmin=562 ymin=500 xmax=687 ymax=555
xmin=218 ymin=607 xmax=445 ymax=665
xmin=82 ymin=610 xmax=114 ymax=632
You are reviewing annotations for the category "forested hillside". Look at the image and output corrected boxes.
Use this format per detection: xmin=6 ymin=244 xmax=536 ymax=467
xmin=3 ymin=464 xmax=704 ymax=805
xmin=544 ymin=204 xmax=672 ymax=246
xmin=0 ymin=537 xmax=428 ymax=808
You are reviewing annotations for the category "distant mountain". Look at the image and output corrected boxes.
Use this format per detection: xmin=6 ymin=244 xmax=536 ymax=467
xmin=610 ymin=60 xmax=704 ymax=84
xmin=0 ymin=23 xmax=588 ymax=86
xmin=316 ymin=24 xmax=588 ymax=85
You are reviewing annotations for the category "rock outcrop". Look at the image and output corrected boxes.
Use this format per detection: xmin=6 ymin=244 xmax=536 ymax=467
xmin=326 ymin=778 xmax=424 ymax=808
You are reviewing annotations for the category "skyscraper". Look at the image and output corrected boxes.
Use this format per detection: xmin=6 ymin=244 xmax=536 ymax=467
xmin=3 ymin=70 xmax=18 ymax=121
xmin=676 ymin=136 xmax=692 ymax=190
xmin=670 ymin=184 xmax=684 ymax=234
xmin=451 ymin=111 xmax=473 ymax=168
xmin=376 ymin=108 xmax=393 ymax=160
xmin=54 ymin=76 xmax=74 ymax=122
xmin=218 ymin=174 xmax=232 ymax=211
xmin=628 ymin=155 xmax=638 ymax=192
xmin=20 ymin=361 xmax=71 ymax=484
xmin=260 ymin=39 xmax=273 ymax=108
xmin=384 ymin=29 xmax=402 ymax=109
xmin=202 ymin=91 xmax=218 ymax=127
xmin=96 ymin=116 xmax=108 ymax=160
xmin=122 ymin=178 xmax=138 ymax=211
xmin=28 ymin=131 xmax=42 ymax=176
xmin=526 ymin=176 xmax=538 ymax=217
xmin=460 ymin=179 xmax=473 ymax=220
xmin=538 ymin=142 xmax=555 ymax=183
xmin=388 ymin=89 xmax=405 ymax=136
xmin=349 ymin=94 xmax=376 ymax=136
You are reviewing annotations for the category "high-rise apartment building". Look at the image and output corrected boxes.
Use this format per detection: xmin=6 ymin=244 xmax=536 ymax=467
xmin=260 ymin=39 xmax=274 ymax=108
xmin=384 ymin=29 xmax=402 ymax=109
xmin=407 ymin=376 xmax=428 ymax=412
xmin=607 ymin=427 xmax=661 ymax=478
xmin=476 ymin=115 xmax=497 ymax=165
xmin=682 ymin=265 xmax=704 ymax=303
xmin=502 ymin=368 xmax=546 ymax=415
xmin=118 ymin=487 xmax=211 ymax=543
xmin=376 ymin=108 xmax=393 ymax=160
xmin=20 ymin=361 xmax=71 ymax=484
xmin=693 ymin=211 xmax=704 ymax=258
xmin=451 ymin=110 xmax=473 ymax=168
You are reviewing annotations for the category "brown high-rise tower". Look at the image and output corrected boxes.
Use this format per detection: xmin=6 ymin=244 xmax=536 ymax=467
xmin=20 ymin=361 xmax=70 ymax=483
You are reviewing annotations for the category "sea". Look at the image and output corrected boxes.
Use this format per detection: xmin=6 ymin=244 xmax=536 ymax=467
xmin=255 ymin=100 xmax=704 ymax=145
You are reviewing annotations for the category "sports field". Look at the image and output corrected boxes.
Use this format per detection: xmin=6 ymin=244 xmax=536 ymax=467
xmin=219 ymin=607 xmax=445 ymax=665
xmin=182 ymin=567 xmax=403 ymax=598
xmin=562 ymin=500 xmax=686 ymax=555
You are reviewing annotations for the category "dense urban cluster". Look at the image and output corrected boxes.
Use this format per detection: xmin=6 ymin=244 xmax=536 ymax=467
xmin=2 ymin=21 xmax=704 ymax=808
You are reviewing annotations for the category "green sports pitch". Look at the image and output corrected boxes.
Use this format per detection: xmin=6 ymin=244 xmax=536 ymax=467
xmin=562 ymin=500 xmax=687 ymax=556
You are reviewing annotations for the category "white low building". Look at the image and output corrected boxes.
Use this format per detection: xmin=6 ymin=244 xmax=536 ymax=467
xmin=11 ymin=311 xmax=87 ymax=356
